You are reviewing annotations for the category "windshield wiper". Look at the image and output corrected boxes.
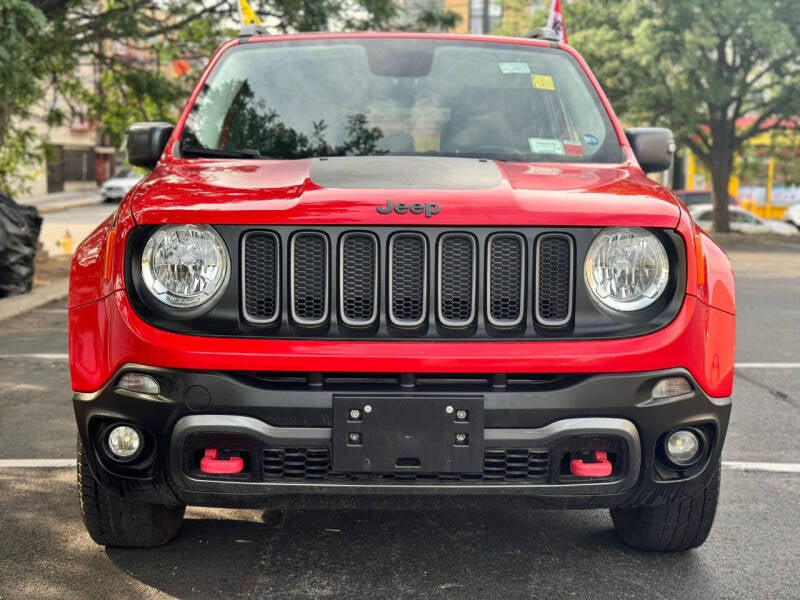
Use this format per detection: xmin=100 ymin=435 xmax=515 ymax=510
xmin=181 ymin=145 xmax=261 ymax=159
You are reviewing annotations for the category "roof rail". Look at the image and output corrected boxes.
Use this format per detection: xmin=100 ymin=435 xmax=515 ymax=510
xmin=524 ymin=27 xmax=560 ymax=42
xmin=239 ymin=24 xmax=269 ymax=37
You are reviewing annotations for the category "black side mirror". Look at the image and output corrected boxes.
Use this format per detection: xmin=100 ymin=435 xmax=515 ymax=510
xmin=625 ymin=127 xmax=675 ymax=173
xmin=127 ymin=122 xmax=174 ymax=170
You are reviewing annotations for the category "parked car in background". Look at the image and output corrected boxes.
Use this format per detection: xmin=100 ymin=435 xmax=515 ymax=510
xmin=673 ymin=189 xmax=736 ymax=207
xmin=783 ymin=204 xmax=800 ymax=231
xmin=100 ymin=168 xmax=142 ymax=202
xmin=690 ymin=204 xmax=798 ymax=236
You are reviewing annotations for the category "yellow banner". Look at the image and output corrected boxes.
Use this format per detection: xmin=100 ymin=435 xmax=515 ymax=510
xmin=240 ymin=0 xmax=262 ymax=25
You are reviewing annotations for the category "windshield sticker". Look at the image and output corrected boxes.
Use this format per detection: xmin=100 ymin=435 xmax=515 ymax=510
xmin=564 ymin=141 xmax=585 ymax=156
xmin=531 ymin=74 xmax=555 ymax=90
xmin=583 ymin=133 xmax=600 ymax=145
xmin=498 ymin=62 xmax=531 ymax=74
xmin=528 ymin=138 xmax=565 ymax=155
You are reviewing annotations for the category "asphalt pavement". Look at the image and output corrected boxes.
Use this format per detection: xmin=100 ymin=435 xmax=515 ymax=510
xmin=0 ymin=231 xmax=798 ymax=599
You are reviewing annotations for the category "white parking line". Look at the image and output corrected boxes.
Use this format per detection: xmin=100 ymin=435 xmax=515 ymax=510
xmin=0 ymin=459 xmax=76 ymax=468
xmin=0 ymin=459 xmax=798 ymax=472
xmin=722 ymin=461 xmax=800 ymax=473
xmin=0 ymin=353 xmax=68 ymax=360
xmin=735 ymin=363 xmax=800 ymax=368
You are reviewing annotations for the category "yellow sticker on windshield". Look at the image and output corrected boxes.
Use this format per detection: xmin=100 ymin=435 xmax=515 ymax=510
xmin=531 ymin=74 xmax=555 ymax=90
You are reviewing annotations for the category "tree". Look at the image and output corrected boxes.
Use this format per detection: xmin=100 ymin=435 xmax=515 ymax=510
xmin=568 ymin=0 xmax=800 ymax=232
xmin=0 ymin=0 xmax=459 ymax=196
xmin=0 ymin=1 xmax=51 ymax=194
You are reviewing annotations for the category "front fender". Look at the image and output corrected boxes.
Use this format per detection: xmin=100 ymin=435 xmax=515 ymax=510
xmin=695 ymin=228 xmax=735 ymax=315
xmin=68 ymin=195 xmax=136 ymax=309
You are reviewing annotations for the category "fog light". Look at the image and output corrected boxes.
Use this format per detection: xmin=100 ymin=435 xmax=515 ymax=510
xmin=107 ymin=425 xmax=141 ymax=459
xmin=652 ymin=377 xmax=691 ymax=399
xmin=665 ymin=429 xmax=701 ymax=467
xmin=117 ymin=373 xmax=160 ymax=395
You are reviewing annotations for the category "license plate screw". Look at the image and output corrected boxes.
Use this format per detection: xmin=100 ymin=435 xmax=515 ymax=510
xmin=456 ymin=410 xmax=468 ymax=421
xmin=445 ymin=405 xmax=454 ymax=414
xmin=455 ymin=432 xmax=468 ymax=445
xmin=363 ymin=404 xmax=372 ymax=413
xmin=349 ymin=409 xmax=361 ymax=420
xmin=348 ymin=432 xmax=362 ymax=445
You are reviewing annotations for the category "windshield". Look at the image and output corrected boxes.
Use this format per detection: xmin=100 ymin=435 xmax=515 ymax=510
xmin=180 ymin=38 xmax=622 ymax=163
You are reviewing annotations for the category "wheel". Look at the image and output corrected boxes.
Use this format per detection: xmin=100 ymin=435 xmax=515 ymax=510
xmin=77 ymin=437 xmax=185 ymax=547
xmin=610 ymin=461 xmax=720 ymax=551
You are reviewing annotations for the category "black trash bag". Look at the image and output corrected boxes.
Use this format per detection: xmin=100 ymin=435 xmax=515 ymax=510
xmin=0 ymin=191 xmax=43 ymax=298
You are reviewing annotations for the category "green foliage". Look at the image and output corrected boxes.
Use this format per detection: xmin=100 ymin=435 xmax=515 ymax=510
xmin=0 ymin=0 xmax=454 ymax=197
xmin=406 ymin=6 xmax=462 ymax=32
xmin=493 ymin=0 xmax=542 ymax=37
xmin=567 ymin=0 xmax=800 ymax=231
xmin=0 ymin=1 xmax=48 ymax=194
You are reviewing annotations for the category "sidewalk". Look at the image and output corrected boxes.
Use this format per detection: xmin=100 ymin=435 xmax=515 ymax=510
xmin=0 ymin=278 xmax=68 ymax=322
xmin=21 ymin=188 xmax=102 ymax=214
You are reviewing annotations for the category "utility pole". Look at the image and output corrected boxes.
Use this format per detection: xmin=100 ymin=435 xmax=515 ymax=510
xmin=482 ymin=0 xmax=490 ymax=34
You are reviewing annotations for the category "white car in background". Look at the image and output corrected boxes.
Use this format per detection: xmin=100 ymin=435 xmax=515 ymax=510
xmin=783 ymin=204 xmax=800 ymax=231
xmin=100 ymin=168 xmax=142 ymax=202
xmin=689 ymin=204 xmax=798 ymax=236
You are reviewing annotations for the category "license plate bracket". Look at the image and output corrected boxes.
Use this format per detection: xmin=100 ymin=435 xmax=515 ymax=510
xmin=332 ymin=395 xmax=484 ymax=474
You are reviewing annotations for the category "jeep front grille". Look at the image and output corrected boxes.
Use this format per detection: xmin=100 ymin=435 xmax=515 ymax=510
xmin=240 ymin=227 xmax=575 ymax=335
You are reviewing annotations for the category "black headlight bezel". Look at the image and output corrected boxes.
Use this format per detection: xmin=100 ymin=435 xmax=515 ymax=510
xmin=127 ymin=225 xmax=234 ymax=322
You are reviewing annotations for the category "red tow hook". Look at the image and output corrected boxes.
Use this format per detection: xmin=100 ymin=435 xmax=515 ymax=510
xmin=569 ymin=451 xmax=613 ymax=477
xmin=200 ymin=449 xmax=244 ymax=474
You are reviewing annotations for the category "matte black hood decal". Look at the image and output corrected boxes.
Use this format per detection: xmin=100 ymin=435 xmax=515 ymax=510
xmin=310 ymin=156 xmax=503 ymax=190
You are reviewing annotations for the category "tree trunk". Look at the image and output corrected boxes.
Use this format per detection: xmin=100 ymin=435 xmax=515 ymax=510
xmin=708 ymin=153 xmax=733 ymax=233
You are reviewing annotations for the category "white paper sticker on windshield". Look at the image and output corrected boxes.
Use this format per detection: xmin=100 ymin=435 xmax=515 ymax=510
xmin=528 ymin=138 xmax=565 ymax=155
xmin=498 ymin=62 xmax=531 ymax=74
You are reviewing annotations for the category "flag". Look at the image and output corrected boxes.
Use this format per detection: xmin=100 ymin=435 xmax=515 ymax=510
xmin=240 ymin=0 xmax=262 ymax=26
xmin=546 ymin=0 xmax=567 ymax=43
xmin=172 ymin=59 xmax=191 ymax=78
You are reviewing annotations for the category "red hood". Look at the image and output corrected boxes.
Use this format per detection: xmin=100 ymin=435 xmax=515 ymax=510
xmin=130 ymin=156 xmax=681 ymax=228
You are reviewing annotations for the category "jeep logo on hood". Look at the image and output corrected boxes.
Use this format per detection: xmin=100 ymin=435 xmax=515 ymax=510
xmin=376 ymin=199 xmax=440 ymax=217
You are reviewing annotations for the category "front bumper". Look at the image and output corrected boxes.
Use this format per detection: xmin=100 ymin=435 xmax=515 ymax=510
xmin=75 ymin=366 xmax=730 ymax=510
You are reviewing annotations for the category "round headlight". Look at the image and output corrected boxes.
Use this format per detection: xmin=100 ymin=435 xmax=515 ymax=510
xmin=141 ymin=225 xmax=229 ymax=308
xmin=584 ymin=227 xmax=669 ymax=312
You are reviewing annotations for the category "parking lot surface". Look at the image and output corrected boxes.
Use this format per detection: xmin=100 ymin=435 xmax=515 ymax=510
xmin=0 ymin=233 xmax=798 ymax=599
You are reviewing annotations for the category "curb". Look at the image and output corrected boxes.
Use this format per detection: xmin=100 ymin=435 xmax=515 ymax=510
xmin=0 ymin=278 xmax=69 ymax=322
xmin=38 ymin=199 xmax=103 ymax=215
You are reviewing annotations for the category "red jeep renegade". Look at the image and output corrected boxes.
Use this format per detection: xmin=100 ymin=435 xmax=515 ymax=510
xmin=69 ymin=31 xmax=735 ymax=551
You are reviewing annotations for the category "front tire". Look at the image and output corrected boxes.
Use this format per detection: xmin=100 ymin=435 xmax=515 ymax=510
xmin=77 ymin=438 xmax=185 ymax=547
xmin=610 ymin=461 xmax=720 ymax=551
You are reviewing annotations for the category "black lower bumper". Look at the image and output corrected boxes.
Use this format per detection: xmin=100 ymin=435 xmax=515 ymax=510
xmin=74 ymin=366 xmax=730 ymax=510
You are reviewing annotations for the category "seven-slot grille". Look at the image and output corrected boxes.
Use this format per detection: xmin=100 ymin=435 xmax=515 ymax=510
xmin=241 ymin=229 xmax=574 ymax=333
xmin=262 ymin=447 xmax=550 ymax=482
